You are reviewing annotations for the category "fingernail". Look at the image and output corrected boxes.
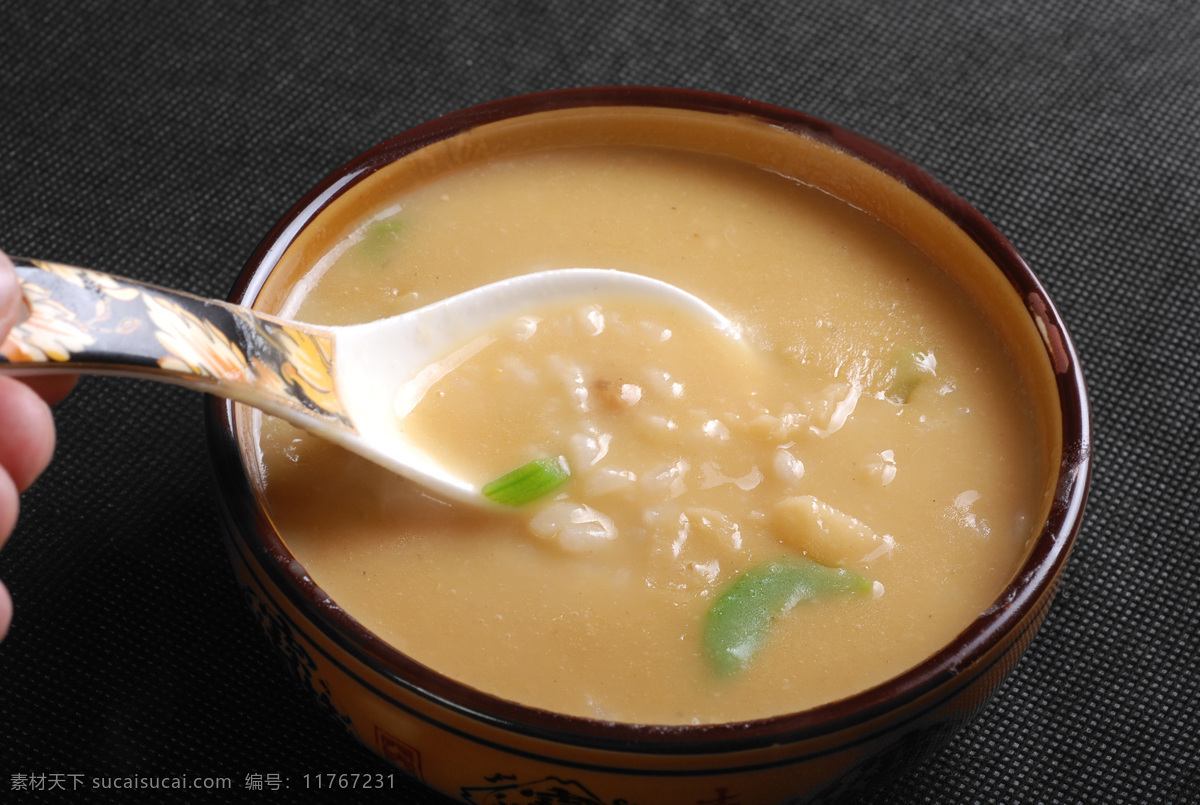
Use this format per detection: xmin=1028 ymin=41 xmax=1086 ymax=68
xmin=0 ymin=252 xmax=20 ymax=330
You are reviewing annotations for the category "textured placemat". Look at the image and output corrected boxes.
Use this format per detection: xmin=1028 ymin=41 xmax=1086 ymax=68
xmin=1 ymin=2 xmax=1196 ymax=803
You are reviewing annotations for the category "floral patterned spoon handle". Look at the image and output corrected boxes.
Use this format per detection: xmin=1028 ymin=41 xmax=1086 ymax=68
xmin=0 ymin=257 xmax=351 ymax=428
xmin=0 ymin=257 xmax=738 ymax=506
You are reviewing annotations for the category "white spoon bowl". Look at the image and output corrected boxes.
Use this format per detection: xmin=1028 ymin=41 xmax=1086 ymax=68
xmin=0 ymin=258 xmax=738 ymax=507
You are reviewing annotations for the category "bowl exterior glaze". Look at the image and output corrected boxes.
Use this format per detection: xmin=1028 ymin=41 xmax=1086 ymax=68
xmin=207 ymin=87 xmax=1091 ymax=805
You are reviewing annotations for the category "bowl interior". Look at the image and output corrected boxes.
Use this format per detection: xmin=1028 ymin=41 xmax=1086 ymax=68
xmin=219 ymin=89 xmax=1089 ymax=746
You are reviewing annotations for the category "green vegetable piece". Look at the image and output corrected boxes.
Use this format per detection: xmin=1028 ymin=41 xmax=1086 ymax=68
xmin=885 ymin=347 xmax=929 ymax=403
xmin=356 ymin=218 xmax=404 ymax=263
xmin=482 ymin=457 xmax=570 ymax=506
xmin=703 ymin=557 xmax=872 ymax=677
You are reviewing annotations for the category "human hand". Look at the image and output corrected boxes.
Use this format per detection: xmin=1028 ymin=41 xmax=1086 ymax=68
xmin=0 ymin=251 xmax=73 ymax=640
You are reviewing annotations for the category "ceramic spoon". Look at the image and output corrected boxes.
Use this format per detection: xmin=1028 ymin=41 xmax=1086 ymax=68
xmin=0 ymin=258 xmax=739 ymax=507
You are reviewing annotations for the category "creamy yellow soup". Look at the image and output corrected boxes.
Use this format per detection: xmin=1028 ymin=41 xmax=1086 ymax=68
xmin=255 ymin=140 xmax=1051 ymax=725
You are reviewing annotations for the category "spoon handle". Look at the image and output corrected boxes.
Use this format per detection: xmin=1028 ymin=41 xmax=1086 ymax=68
xmin=0 ymin=258 xmax=354 ymax=429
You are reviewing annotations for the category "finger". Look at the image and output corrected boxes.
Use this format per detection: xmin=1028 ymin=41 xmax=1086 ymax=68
xmin=20 ymin=374 xmax=78 ymax=406
xmin=0 ymin=254 xmax=78 ymax=405
xmin=0 ymin=580 xmax=11 ymax=642
xmin=0 ymin=455 xmax=20 ymax=643
xmin=0 ymin=375 xmax=56 ymax=492
xmin=1 ymin=252 xmax=31 ymax=645
xmin=0 ymin=465 xmax=17 ymax=547
xmin=0 ymin=251 xmax=20 ymax=336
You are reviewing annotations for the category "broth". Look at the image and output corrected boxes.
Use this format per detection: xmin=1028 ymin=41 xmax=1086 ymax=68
xmin=255 ymin=143 xmax=1050 ymax=724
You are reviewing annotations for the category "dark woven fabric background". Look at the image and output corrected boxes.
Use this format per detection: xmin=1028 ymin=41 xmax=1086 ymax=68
xmin=1 ymin=1 xmax=1196 ymax=802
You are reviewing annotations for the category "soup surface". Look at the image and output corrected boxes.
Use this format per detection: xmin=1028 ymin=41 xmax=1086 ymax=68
xmin=256 ymin=144 xmax=1049 ymax=724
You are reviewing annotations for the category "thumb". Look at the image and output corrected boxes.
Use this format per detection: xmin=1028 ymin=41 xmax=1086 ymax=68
xmin=0 ymin=252 xmax=20 ymax=338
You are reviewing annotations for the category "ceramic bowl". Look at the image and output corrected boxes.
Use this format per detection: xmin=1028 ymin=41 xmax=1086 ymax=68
xmin=206 ymin=87 xmax=1091 ymax=804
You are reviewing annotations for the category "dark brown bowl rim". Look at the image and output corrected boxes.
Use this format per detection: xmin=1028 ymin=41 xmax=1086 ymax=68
xmin=206 ymin=86 xmax=1093 ymax=756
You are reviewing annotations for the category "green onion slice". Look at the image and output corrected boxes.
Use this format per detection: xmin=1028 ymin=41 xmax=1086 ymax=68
xmin=885 ymin=346 xmax=928 ymax=403
xmin=357 ymin=218 xmax=404 ymax=263
xmin=482 ymin=456 xmax=570 ymax=506
xmin=703 ymin=557 xmax=872 ymax=677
